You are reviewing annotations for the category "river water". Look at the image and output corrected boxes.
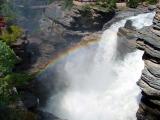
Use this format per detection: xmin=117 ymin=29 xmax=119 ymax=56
xmin=39 ymin=13 xmax=155 ymax=120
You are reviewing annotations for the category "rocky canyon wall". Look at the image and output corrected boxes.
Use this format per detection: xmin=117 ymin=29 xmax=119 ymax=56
xmin=136 ymin=4 xmax=160 ymax=120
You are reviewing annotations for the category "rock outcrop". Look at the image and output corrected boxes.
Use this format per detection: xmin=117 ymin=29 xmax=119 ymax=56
xmin=117 ymin=20 xmax=137 ymax=60
xmin=136 ymin=4 xmax=160 ymax=120
xmin=45 ymin=1 xmax=115 ymax=32
xmin=117 ymin=4 xmax=160 ymax=119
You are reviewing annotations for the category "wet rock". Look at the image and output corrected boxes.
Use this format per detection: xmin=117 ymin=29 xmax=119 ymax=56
xmin=137 ymin=100 xmax=160 ymax=120
xmin=103 ymin=8 xmax=150 ymax=30
xmin=141 ymin=67 xmax=160 ymax=91
xmin=145 ymin=60 xmax=160 ymax=78
xmin=124 ymin=20 xmax=136 ymax=30
xmin=45 ymin=2 xmax=115 ymax=32
xmin=117 ymin=20 xmax=137 ymax=60
xmin=37 ymin=110 xmax=62 ymax=120
xmin=25 ymin=1 xmax=115 ymax=73
xmin=136 ymin=39 xmax=145 ymax=50
xmin=137 ymin=79 xmax=160 ymax=96
xmin=137 ymin=27 xmax=160 ymax=49
xmin=148 ymin=5 xmax=156 ymax=11
xmin=0 ymin=106 xmax=37 ymax=120
xmin=21 ymin=92 xmax=39 ymax=110
xmin=136 ymin=3 xmax=160 ymax=120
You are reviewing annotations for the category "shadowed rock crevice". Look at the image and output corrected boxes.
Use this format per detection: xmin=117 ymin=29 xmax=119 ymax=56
xmin=117 ymin=5 xmax=160 ymax=119
xmin=135 ymin=3 xmax=160 ymax=120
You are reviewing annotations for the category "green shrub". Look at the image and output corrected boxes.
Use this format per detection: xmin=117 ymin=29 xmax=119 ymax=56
xmin=0 ymin=73 xmax=34 ymax=105
xmin=0 ymin=78 xmax=10 ymax=105
xmin=4 ymin=73 xmax=34 ymax=87
xmin=95 ymin=0 xmax=116 ymax=11
xmin=146 ymin=0 xmax=158 ymax=4
xmin=0 ymin=25 xmax=22 ymax=44
xmin=128 ymin=0 xmax=139 ymax=8
xmin=0 ymin=41 xmax=17 ymax=74
xmin=82 ymin=4 xmax=93 ymax=15
xmin=108 ymin=0 xmax=117 ymax=9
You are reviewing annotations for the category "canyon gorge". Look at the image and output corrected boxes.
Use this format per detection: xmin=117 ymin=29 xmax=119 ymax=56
xmin=37 ymin=11 xmax=156 ymax=120
xmin=1 ymin=0 xmax=160 ymax=120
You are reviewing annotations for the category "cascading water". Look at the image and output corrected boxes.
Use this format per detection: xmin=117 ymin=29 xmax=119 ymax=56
xmin=39 ymin=13 xmax=155 ymax=120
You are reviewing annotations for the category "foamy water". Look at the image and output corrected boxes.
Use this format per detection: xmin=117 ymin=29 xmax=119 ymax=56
xmin=40 ymin=13 xmax=155 ymax=120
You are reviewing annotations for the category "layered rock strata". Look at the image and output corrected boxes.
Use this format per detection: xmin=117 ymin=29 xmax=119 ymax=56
xmin=117 ymin=20 xmax=137 ymax=60
xmin=136 ymin=4 xmax=160 ymax=120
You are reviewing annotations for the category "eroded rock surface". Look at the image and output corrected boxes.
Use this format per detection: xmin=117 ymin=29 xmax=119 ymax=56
xmin=117 ymin=4 xmax=160 ymax=119
xmin=136 ymin=4 xmax=160 ymax=120
xmin=117 ymin=20 xmax=137 ymax=60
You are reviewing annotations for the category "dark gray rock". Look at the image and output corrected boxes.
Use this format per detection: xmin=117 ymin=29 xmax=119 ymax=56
xmin=148 ymin=5 xmax=157 ymax=11
xmin=21 ymin=92 xmax=39 ymax=110
xmin=144 ymin=43 xmax=160 ymax=58
xmin=137 ymin=100 xmax=160 ymax=120
xmin=136 ymin=39 xmax=145 ymax=50
xmin=45 ymin=2 xmax=115 ymax=32
xmin=138 ymin=27 xmax=160 ymax=49
xmin=153 ymin=18 xmax=160 ymax=30
xmin=37 ymin=110 xmax=62 ymax=120
xmin=136 ymin=3 xmax=160 ymax=120
xmin=124 ymin=20 xmax=136 ymax=30
xmin=116 ymin=20 xmax=138 ymax=60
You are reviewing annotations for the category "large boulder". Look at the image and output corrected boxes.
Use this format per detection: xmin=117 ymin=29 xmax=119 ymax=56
xmin=117 ymin=20 xmax=137 ymax=60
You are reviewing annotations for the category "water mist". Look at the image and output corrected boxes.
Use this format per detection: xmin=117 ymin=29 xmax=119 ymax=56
xmin=39 ymin=13 xmax=155 ymax=120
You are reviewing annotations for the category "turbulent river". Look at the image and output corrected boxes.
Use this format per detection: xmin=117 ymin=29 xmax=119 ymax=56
xmin=38 ymin=13 xmax=155 ymax=120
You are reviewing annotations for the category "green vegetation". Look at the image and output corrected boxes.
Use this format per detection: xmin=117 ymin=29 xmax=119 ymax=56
xmin=80 ymin=0 xmax=117 ymax=12
xmin=4 ymin=73 xmax=34 ymax=87
xmin=0 ymin=73 xmax=34 ymax=105
xmin=0 ymin=25 xmax=22 ymax=45
xmin=0 ymin=41 xmax=17 ymax=75
xmin=128 ymin=0 xmax=139 ymax=8
xmin=127 ymin=0 xmax=158 ymax=8
xmin=145 ymin=0 xmax=158 ymax=4
xmin=0 ymin=0 xmax=17 ymax=21
xmin=109 ymin=0 xmax=117 ymax=9
xmin=63 ymin=0 xmax=116 ymax=11
xmin=0 ymin=1 xmax=36 ymax=118
xmin=95 ymin=0 xmax=117 ymax=11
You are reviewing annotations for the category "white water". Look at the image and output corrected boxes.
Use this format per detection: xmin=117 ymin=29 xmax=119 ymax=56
xmin=42 ymin=13 xmax=155 ymax=120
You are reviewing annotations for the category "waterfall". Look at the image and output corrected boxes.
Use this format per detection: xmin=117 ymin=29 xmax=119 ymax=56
xmin=39 ymin=13 xmax=155 ymax=120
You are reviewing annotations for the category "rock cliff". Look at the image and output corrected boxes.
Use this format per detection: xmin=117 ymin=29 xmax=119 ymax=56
xmin=136 ymin=4 xmax=160 ymax=120
xmin=117 ymin=4 xmax=160 ymax=119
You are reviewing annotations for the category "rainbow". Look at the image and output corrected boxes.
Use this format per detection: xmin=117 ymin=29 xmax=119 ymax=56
xmin=38 ymin=36 xmax=101 ymax=75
